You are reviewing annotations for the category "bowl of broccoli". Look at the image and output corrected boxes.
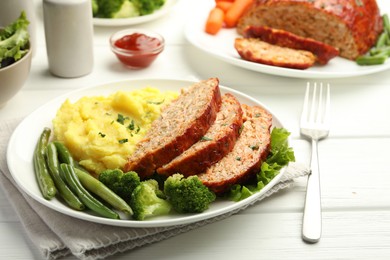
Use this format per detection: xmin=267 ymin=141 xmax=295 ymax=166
xmin=93 ymin=0 xmax=166 ymax=19
xmin=0 ymin=11 xmax=32 ymax=108
xmin=92 ymin=0 xmax=176 ymax=26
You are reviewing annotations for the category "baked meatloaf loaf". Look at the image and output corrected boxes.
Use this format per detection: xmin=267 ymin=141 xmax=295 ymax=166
xmin=235 ymin=37 xmax=316 ymax=69
xmin=157 ymin=93 xmax=243 ymax=177
xmin=243 ymin=25 xmax=340 ymax=64
xmin=237 ymin=0 xmax=383 ymax=60
xmin=197 ymin=104 xmax=272 ymax=194
xmin=124 ymin=78 xmax=222 ymax=179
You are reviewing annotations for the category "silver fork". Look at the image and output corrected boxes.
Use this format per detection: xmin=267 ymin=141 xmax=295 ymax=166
xmin=300 ymin=82 xmax=330 ymax=243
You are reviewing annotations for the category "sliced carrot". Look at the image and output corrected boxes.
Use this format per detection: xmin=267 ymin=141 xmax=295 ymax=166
xmin=215 ymin=0 xmax=234 ymax=2
xmin=216 ymin=1 xmax=234 ymax=12
xmin=205 ymin=7 xmax=225 ymax=35
xmin=224 ymin=0 xmax=254 ymax=28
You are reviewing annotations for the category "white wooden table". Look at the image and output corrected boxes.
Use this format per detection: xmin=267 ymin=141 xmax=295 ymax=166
xmin=1 ymin=0 xmax=390 ymax=259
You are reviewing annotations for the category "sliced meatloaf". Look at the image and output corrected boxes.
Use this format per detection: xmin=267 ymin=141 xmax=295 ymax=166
xmin=157 ymin=93 xmax=243 ymax=177
xmin=124 ymin=78 xmax=222 ymax=179
xmin=243 ymin=25 xmax=339 ymax=64
xmin=235 ymin=37 xmax=316 ymax=69
xmin=197 ymin=104 xmax=272 ymax=194
xmin=237 ymin=0 xmax=383 ymax=60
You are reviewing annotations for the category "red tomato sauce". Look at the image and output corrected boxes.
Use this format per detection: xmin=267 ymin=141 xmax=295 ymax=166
xmin=114 ymin=33 xmax=163 ymax=68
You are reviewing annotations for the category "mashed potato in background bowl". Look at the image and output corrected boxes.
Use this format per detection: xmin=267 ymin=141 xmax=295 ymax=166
xmin=53 ymin=87 xmax=178 ymax=174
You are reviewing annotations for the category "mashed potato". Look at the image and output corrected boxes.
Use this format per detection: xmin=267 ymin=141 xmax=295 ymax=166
xmin=53 ymin=87 xmax=178 ymax=174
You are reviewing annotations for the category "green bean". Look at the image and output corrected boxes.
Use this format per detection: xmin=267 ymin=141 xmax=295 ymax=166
xmin=33 ymin=128 xmax=56 ymax=200
xmin=357 ymin=14 xmax=390 ymax=66
xmin=60 ymin=164 xmax=120 ymax=219
xmin=376 ymin=32 xmax=388 ymax=48
xmin=73 ymin=167 xmax=133 ymax=215
xmin=54 ymin=140 xmax=132 ymax=215
xmin=356 ymin=55 xmax=387 ymax=65
xmin=45 ymin=142 xmax=84 ymax=210
xmin=383 ymin=14 xmax=390 ymax=35
xmin=370 ymin=46 xmax=390 ymax=56
xmin=53 ymin=141 xmax=78 ymax=167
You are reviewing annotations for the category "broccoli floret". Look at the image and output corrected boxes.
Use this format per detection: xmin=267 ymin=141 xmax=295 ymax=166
xmin=0 ymin=11 xmax=30 ymax=68
xmin=96 ymin=0 xmax=140 ymax=18
xmin=133 ymin=0 xmax=165 ymax=15
xmin=91 ymin=0 xmax=99 ymax=16
xmin=98 ymin=169 xmax=140 ymax=204
xmin=164 ymin=174 xmax=216 ymax=214
xmin=130 ymin=179 xmax=172 ymax=220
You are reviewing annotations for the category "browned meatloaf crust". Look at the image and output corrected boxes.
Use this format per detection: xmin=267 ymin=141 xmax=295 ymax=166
xmin=124 ymin=78 xmax=222 ymax=179
xmin=243 ymin=25 xmax=339 ymax=64
xmin=197 ymin=104 xmax=272 ymax=194
xmin=157 ymin=93 xmax=244 ymax=177
xmin=235 ymin=37 xmax=316 ymax=69
xmin=237 ymin=0 xmax=383 ymax=60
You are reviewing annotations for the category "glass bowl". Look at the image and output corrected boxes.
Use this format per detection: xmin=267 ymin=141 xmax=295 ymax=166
xmin=109 ymin=28 xmax=165 ymax=69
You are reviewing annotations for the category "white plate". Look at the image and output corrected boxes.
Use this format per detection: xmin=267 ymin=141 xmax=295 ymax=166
xmin=7 ymin=78 xmax=286 ymax=228
xmin=93 ymin=0 xmax=178 ymax=26
xmin=184 ymin=1 xmax=390 ymax=79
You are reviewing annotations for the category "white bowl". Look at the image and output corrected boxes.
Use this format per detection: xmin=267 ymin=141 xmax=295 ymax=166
xmin=0 ymin=48 xmax=32 ymax=108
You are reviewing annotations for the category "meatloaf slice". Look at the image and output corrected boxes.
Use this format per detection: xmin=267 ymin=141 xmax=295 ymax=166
xmin=235 ymin=37 xmax=316 ymax=69
xmin=243 ymin=25 xmax=339 ymax=64
xmin=237 ymin=0 xmax=383 ymax=60
xmin=157 ymin=93 xmax=243 ymax=177
xmin=124 ymin=78 xmax=222 ymax=179
xmin=197 ymin=104 xmax=272 ymax=194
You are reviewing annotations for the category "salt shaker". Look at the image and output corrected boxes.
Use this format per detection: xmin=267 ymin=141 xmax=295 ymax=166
xmin=42 ymin=0 xmax=94 ymax=78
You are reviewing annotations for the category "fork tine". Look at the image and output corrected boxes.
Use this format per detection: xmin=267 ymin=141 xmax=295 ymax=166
xmin=315 ymin=83 xmax=323 ymax=124
xmin=324 ymin=83 xmax=331 ymax=124
xmin=301 ymin=82 xmax=311 ymax=124
xmin=302 ymin=82 xmax=330 ymax=125
xmin=309 ymin=82 xmax=318 ymax=123
xmin=317 ymin=83 xmax=331 ymax=125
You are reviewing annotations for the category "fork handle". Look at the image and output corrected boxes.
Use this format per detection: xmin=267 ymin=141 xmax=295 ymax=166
xmin=302 ymin=138 xmax=322 ymax=243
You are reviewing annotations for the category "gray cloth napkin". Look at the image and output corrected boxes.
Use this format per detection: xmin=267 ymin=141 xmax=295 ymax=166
xmin=0 ymin=118 xmax=309 ymax=260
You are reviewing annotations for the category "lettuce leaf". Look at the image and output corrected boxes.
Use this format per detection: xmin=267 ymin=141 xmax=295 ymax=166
xmin=0 ymin=11 xmax=30 ymax=68
xmin=228 ymin=128 xmax=295 ymax=201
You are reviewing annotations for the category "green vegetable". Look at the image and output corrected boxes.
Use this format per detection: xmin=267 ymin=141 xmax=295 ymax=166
xmin=267 ymin=127 xmax=296 ymax=166
xmin=95 ymin=0 xmax=140 ymax=18
xmin=0 ymin=11 xmax=30 ymax=68
xmin=383 ymin=13 xmax=390 ymax=36
xmin=33 ymin=128 xmax=56 ymax=200
xmin=356 ymin=55 xmax=387 ymax=65
xmin=53 ymin=141 xmax=86 ymax=172
xmin=98 ymin=168 xmax=140 ymax=204
xmin=375 ymin=32 xmax=388 ymax=49
xmin=228 ymin=128 xmax=295 ymax=201
xmin=370 ymin=46 xmax=390 ymax=56
xmin=52 ymin=141 xmax=132 ymax=215
xmin=45 ymin=142 xmax=84 ymax=210
xmin=164 ymin=174 xmax=216 ymax=213
xmin=356 ymin=14 xmax=390 ymax=66
xmin=133 ymin=0 xmax=166 ymax=15
xmin=60 ymin=164 xmax=120 ymax=219
xmin=73 ymin=167 xmax=133 ymax=215
xmin=130 ymin=179 xmax=172 ymax=220
xmin=92 ymin=0 xmax=99 ymax=16
xmin=93 ymin=0 xmax=165 ymax=18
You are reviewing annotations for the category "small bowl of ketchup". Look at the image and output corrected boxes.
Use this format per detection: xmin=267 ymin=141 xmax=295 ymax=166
xmin=109 ymin=29 xmax=165 ymax=69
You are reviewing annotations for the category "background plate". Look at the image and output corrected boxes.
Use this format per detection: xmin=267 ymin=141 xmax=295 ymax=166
xmin=7 ymin=78 xmax=286 ymax=228
xmin=93 ymin=0 xmax=178 ymax=26
xmin=184 ymin=0 xmax=390 ymax=79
